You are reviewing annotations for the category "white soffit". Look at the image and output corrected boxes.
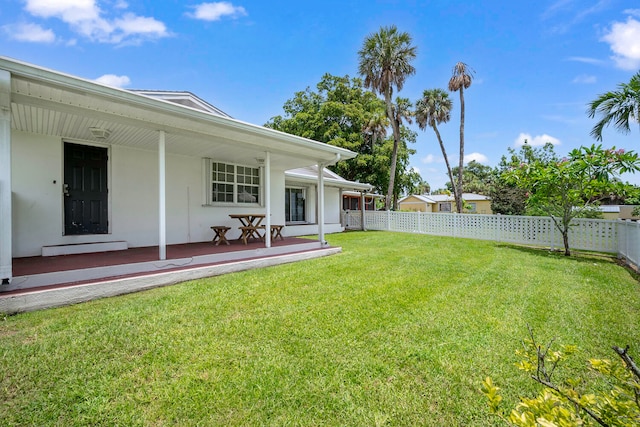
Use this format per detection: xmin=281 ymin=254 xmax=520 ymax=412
xmin=2 ymin=57 xmax=356 ymax=169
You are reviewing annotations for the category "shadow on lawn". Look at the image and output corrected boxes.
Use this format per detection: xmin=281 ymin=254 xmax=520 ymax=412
xmin=496 ymin=242 xmax=616 ymax=264
xmin=497 ymin=242 xmax=640 ymax=282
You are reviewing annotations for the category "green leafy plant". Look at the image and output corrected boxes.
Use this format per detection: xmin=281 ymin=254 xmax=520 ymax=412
xmin=504 ymin=144 xmax=640 ymax=256
xmin=482 ymin=328 xmax=640 ymax=426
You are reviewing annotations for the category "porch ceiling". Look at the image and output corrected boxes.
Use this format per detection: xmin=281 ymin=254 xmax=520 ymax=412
xmin=4 ymin=57 xmax=355 ymax=170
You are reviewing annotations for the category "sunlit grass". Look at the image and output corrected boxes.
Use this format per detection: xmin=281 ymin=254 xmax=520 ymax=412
xmin=1 ymin=231 xmax=638 ymax=426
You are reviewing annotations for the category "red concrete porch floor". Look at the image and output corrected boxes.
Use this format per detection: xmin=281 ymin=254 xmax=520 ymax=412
xmin=1 ymin=237 xmax=341 ymax=313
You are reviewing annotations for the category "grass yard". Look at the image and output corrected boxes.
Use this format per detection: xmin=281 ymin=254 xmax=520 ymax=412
xmin=1 ymin=231 xmax=639 ymax=426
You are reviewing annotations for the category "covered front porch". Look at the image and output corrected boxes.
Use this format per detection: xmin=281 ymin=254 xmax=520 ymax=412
xmin=0 ymin=57 xmax=359 ymax=299
xmin=2 ymin=236 xmax=340 ymax=313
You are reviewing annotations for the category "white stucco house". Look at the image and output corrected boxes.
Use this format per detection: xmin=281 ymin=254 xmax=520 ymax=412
xmin=0 ymin=57 xmax=370 ymax=293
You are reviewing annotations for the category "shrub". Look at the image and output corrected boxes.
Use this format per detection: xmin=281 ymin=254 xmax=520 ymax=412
xmin=482 ymin=329 xmax=640 ymax=426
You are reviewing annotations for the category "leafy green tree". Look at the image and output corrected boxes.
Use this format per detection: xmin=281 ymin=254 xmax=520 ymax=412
xmin=489 ymin=186 xmax=527 ymax=216
xmin=265 ymin=73 xmax=417 ymax=197
xmin=358 ymin=25 xmax=417 ymax=210
xmin=483 ymin=329 xmax=640 ymax=427
xmin=447 ymin=160 xmax=493 ymax=194
xmin=504 ymin=144 xmax=640 ymax=256
xmin=588 ymin=70 xmax=640 ymax=142
xmin=448 ymin=62 xmax=475 ymax=213
xmin=490 ymin=143 xmax=557 ymax=216
xmin=415 ymin=88 xmax=459 ymax=205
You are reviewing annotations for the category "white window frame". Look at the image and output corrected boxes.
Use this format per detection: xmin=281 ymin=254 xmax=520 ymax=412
xmin=285 ymin=186 xmax=307 ymax=223
xmin=203 ymin=159 xmax=262 ymax=206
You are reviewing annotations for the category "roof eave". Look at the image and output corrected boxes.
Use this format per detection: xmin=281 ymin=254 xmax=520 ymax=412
xmin=0 ymin=56 xmax=357 ymax=162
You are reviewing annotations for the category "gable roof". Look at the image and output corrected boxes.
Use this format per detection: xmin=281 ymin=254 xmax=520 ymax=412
xmin=397 ymin=194 xmax=435 ymax=204
xmin=285 ymin=166 xmax=374 ymax=191
xmin=130 ymin=90 xmax=232 ymax=118
xmin=398 ymin=193 xmax=491 ymax=204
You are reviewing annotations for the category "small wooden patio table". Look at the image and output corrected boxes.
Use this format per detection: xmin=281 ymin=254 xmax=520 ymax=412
xmin=229 ymin=213 xmax=266 ymax=244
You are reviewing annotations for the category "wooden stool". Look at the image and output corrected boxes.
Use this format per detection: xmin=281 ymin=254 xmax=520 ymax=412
xmin=238 ymin=225 xmax=265 ymax=245
xmin=211 ymin=226 xmax=231 ymax=246
xmin=270 ymin=225 xmax=284 ymax=241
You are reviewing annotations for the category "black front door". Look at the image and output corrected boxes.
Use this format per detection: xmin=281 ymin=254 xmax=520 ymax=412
xmin=64 ymin=142 xmax=108 ymax=235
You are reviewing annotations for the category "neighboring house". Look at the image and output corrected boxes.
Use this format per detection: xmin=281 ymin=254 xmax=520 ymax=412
xmin=599 ymin=205 xmax=640 ymax=220
xmin=342 ymin=191 xmax=383 ymax=211
xmin=0 ymin=57 xmax=362 ymax=287
xmin=398 ymin=193 xmax=493 ymax=214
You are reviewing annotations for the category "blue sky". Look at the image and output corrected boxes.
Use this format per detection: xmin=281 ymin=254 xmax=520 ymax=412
xmin=2 ymin=0 xmax=640 ymax=190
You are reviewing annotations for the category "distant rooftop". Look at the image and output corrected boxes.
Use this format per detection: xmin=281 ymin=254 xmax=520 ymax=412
xmin=129 ymin=90 xmax=232 ymax=118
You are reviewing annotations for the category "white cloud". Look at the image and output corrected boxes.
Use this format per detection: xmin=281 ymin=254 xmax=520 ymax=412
xmin=567 ymin=56 xmax=605 ymax=65
xmin=20 ymin=0 xmax=169 ymax=44
xmin=541 ymin=114 xmax=580 ymax=125
xmin=4 ymin=22 xmax=55 ymax=43
xmin=94 ymin=74 xmax=131 ymax=88
xmin=422 ymin=154 xmax=437 ymax=164
xmin=110 ymin=13 xmax=167 ymax=43
xmin=624 ymin=9 xmax=640 ymax=18
xmin=572 ymin=74 xmax=596 ymax=84
xmin=514 ymin=133 xmax=561 ymax=147
xmin=188 ymin=2 xmax=248 ymax=21
xmin=411 ymin=166 xmax=421 ymax=175
xmin=602 ymin=16 xmax=640 ymax=70
xmin=464 ymin=152 xmax=489 ymax=164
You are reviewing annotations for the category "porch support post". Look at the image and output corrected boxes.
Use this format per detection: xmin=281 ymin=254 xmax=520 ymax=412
xmin=0 ymin=70 xmax=11 ymax=283
xmin=158 ymin=130 xmax=166 ymax=260
xmin=339 ymin=189 xmax=344 ymax=227
xmin=264 ymin=151 xmax=271 ymax=248
xmin=360 ymin=191 xmax=366 ymax=231
xmin=317 ymin=163 xmax=326 ymax=245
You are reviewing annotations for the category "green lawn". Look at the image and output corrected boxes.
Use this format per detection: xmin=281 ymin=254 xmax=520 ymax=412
xmin=1 ymin=231 xmax=639 ymax=426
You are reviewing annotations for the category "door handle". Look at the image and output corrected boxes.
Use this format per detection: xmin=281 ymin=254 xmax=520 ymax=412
xmin=63 ymin=183 xmax=70 ymax=197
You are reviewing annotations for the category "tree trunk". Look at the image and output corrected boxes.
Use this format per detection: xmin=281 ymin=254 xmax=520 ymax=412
xmin=456 ymin=86 xmax=465 ymax=213
xmin=432 ymin=123 xmax=457 ymax=199
xmin=384 ymin=91 xmax=399 ymax=211
xmin=562 ymin=230 xmax=571 ymax=256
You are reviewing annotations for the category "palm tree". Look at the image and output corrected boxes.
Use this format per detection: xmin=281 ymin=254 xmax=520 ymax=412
xmin=358 ymin=25 xmax=417 ymax=210
xmin=362 ymin=111 xmax=389 ymax=153
xmin=390 ymin=97 xmax=413 ymax=209
xmin=415 ymin=88 xmax=457 ymax=201
xmin=588 ymin=71 xmax=640 ymax=141
xmin=448 ymin=62 xmax=474 ymax=213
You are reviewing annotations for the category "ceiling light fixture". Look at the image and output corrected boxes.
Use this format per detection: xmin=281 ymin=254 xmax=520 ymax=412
xmin=89 ymin=127 xmax=111 ymax=139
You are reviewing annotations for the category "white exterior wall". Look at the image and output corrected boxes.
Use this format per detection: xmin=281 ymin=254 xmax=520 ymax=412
xmin=281 ymin=182 xmax=345 ymax=237
xmin=12 ymin=132 xmax=65 ymax=256
xmin=269 ymin=170 xmax=286 ymax=226
xmin=324 ymin=187 xmax=341 ymax=223
xmin=11 ymin=133 xmax=288 ymax=257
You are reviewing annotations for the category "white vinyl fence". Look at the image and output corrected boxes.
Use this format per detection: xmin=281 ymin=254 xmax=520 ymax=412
xmin=342 ymin=211 xmax=640 ymax=269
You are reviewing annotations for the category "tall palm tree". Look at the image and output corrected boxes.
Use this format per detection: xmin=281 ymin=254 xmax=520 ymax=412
xmin=358 ymin=25 xmax=417 ymax=210
xmin=588 ymin=71 xmax=640 ymax=142
xmin=415 ymin=89 xmax=457 ymax=201
xmin=390 ymin=97 xmax=413 ymax=209
xmin=448 ymin=62 xmax=474 ymax=213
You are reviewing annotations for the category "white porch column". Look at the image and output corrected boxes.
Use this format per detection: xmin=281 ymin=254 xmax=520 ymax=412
xmin=317 ymin=163 xmax=326 ymax=245
xmin=158 ymin=130 xmax=166 ymax=260
xmin=0 ymin=70 xmax=11 ymax=283
xmin=360 ymin=191 xmax=366 ymax=231
xmin=264 ymin=151 xmax=271 ymax=248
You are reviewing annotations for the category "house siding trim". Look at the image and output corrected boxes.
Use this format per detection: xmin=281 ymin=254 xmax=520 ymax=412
xmin=0 ymin=69 xmax=11 ymax=282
